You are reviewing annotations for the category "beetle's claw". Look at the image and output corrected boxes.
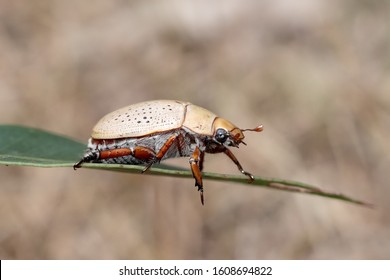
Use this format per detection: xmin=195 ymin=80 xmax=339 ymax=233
xmin=73 ymin=160 xmax=83 ymax=170
xmin=141 ymin=164 xmax=152 ymax=174
xmin=141 ymin=162 xmax=154 ymax=173
xmin=196 ymin=185 xmax=204 ymax=205
xmin=73 ymin=151 xmax=99 ymax=170
xmin=242 ymin=171 xmax=255 ymax=183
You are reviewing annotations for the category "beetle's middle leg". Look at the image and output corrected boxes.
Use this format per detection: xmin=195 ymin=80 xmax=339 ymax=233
xmin=141 ymin=134 xmax=178 ymax=173
xmin=223 ymin=148 xmax=255 ymax=182
xmin=189 ymin=146 xmax=205 ymax=205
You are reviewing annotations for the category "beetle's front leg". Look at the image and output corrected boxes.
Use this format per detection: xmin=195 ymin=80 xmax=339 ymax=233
xmin=189 ymin=146 xmax=205 ymax=205
xmin=223 ymin=148 xmax=255 ymax=182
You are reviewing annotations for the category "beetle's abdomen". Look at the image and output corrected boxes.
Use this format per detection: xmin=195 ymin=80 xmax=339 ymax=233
xmin=91 ymin=100 xmax=190 ymax=139
xmin=87 ymin=130 xmax=195 ymax=165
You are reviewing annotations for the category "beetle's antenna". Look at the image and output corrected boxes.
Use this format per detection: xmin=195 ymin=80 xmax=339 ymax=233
xmin=242 ymin=125 xmax=263 ymax=133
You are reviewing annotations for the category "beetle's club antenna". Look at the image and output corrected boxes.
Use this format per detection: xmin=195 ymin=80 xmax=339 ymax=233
xmin=241 ymin=125 xmax=263 ymax=133
xmin=233 ymin=125 xmax=263 ymax=146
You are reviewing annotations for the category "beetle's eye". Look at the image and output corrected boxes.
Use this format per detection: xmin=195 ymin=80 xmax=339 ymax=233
xmin=215 ymin=128 xmax=229 ymax=143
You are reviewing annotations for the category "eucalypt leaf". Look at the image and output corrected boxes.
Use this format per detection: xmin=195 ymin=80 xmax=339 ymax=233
xmin=0 ymin=125 xmax=372 ymax=207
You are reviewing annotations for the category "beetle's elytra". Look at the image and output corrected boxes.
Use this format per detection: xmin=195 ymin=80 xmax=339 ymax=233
xmin=74 ymin=100 xmax=263 ymax=205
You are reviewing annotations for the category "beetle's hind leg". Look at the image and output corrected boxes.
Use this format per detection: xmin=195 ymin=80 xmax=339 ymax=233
xmin=74 ymin=139 xmax=176 ymax=173
xmin=74 ymin=146 xmax=154 ymax=170
xmin=73 ymin=150 xmax=100 ymax=170
xmin=74 ymin=148 xmax=136 ymax=169
xmin=189 ymin=146 xmax=205 ymax=205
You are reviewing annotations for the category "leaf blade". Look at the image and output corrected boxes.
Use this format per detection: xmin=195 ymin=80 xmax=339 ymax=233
xmin=0 ymin=125 xmax=372 ymax=207
xmin=0 ymin=125 xmax=85 ymax=165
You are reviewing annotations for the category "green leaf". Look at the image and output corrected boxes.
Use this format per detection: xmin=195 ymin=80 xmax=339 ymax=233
xmin=0 ymin=125 xmax=372 ymax=207
xmin=0 ymin=125 xmax=85 ymax=166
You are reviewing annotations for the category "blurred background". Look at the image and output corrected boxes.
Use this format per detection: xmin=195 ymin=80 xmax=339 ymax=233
xmin=0 ymin=0 xmax=389 ymax=259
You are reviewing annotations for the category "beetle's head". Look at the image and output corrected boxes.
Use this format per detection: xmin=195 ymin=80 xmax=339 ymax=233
xmin=212 ymin=118 xmax=263 ymax=148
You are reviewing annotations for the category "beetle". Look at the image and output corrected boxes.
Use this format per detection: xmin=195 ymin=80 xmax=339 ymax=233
xmin=74 ymin=100 xmax=263 ymax=205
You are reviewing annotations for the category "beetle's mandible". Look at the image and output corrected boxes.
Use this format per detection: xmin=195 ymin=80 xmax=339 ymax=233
xmin=74 ymin=100 xmax=263 ymax=205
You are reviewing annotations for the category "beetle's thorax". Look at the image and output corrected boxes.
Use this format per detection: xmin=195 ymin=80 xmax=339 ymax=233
xmin=181 ymin=104 xmax=217 ymax=135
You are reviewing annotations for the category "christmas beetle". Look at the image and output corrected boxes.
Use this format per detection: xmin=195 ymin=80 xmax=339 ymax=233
xmin=74 ymin=100 xmax=263 ymax=205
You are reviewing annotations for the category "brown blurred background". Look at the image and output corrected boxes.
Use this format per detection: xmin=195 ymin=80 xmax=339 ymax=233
xmin=0 ymin=0 xmax=389 ymax=259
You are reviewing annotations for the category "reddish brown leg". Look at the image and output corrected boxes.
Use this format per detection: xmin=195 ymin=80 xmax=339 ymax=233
xmin=132 ymin=146 xmax=156 ymax=162
xmin=99 ymin=148 xmax=133 ymax=159
xmin=101 ymin=146 xmax=157 ymax=165
xmin=175 ymin=134 xmax=185 ymax=157
xmin=102 ymin=146 xmax=157 ymax=173
xmin=74 ymin=146 xmax=156 ymax=169
xmin=73 ymin=148 xmax=133 ymax=169
xmin=99 ymin=146 xmax=156 ymax=163
xmin=223 ymin=148 xmax=254 ymax=182
xmin=141 ymin=134 xmax=178 ymax=173
xmin=189 ymin=146 xmax=204 ymax=205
